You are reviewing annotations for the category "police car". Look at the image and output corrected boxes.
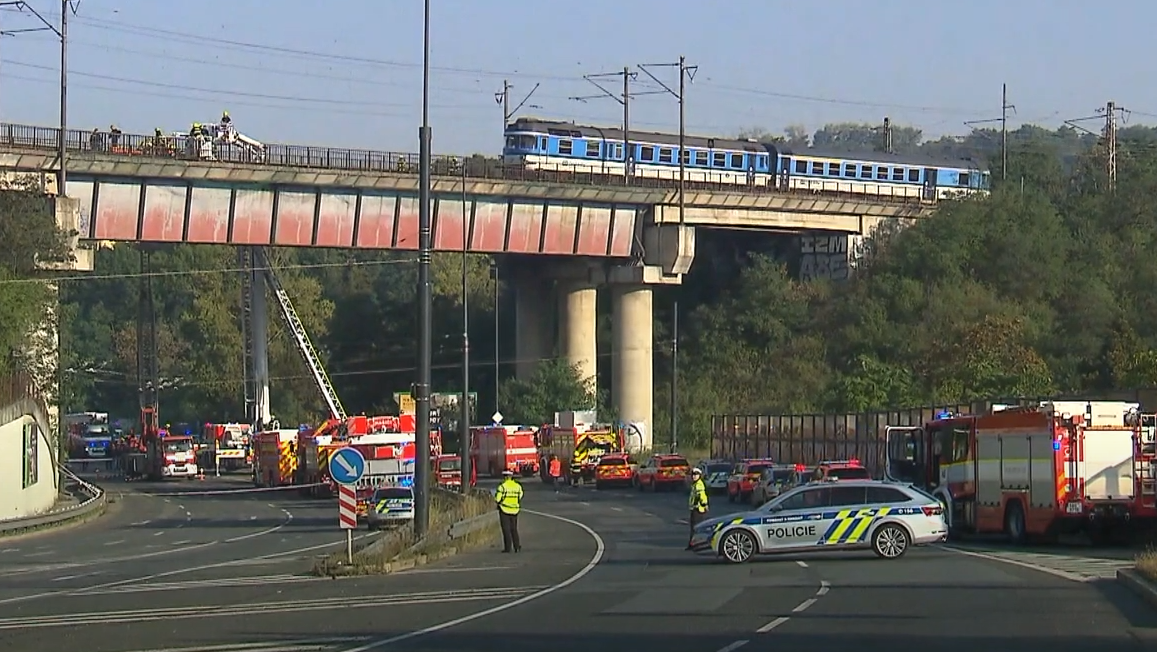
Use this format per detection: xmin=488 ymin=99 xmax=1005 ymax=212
xmin=689 ymin=480 xmax=947 ymax=563
xmin=366 ymin=486 xmax=415 ymax=530
xmin=693 ymin=460 xmax=734 ymax=493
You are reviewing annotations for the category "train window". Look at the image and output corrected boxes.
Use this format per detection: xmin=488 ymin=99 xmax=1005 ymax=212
xmin=958 ymin=172 xmax=971 ymax=187
xmin=757 ymin=155 xmax=768 ymax=169
xmin=875 ymin=167 xmax=888 ymax=180
xmin=639 ymin=146 xmax=655 ymax=162
xmin=827 ymin=162 xmax=840 ymax=176
xmin=558 ymin=139 xmax=573 ymax=156
xmin=811 ymin=162 xmax=824 ymax=175
xmin=730 ymin=154 xmax=743 ymax=168
xmin=795 ymin=160 xmax=807 ymax=174
xmin=892 ymin=168 xmax=905 ymax=181
xmin=695 ymin=151 xmax=708 ymax=166
xmin=860 ymin=166 xmax=873 ymax=179
xmin=585 ymin=141 xmax=601 ymax=158
xmin=505 ymin=136 xmax=516 ymax=149
xmin=540 ymin=137 xmax=547 ymax=149
xmin=659 ymin=148 xmax=673 ymax=164
xmin=908 ymin=169 xmax=920 ymax=183
xmin=712 ymin=152 xmax=726 ymax=167
xmin=613 ymin=144 xmax=624 ymax=160
xmin=680 ymin=150 xmax=692 ymax=165
xmin=843 ymin=163 xmax=856 ymax=177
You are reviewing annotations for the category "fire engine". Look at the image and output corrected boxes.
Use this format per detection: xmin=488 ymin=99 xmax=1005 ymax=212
xmin=294 ymin=419 xmax=348 ymax=497
xmin=435 ymin=453 xmax=475 ymax=489
xmin=348 ymin=431 xmax=418 ymax=518
xmin=536 ymin=422 xmax=624 ymax=485
xmin=884 ymin=400 xmax=1155 ymax=544
xmin=204 ymin=422 xmax=252 ymax=473
xmin=123 ymin=408 xmax=199 ymax=481
xmin=252 ymin=429 xmax=300 ymax=487
xmin=473 ymin=425 xmax=539 ymax=477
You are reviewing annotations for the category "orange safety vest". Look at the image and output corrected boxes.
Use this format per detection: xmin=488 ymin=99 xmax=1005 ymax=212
xmin=549 ymin=458 xmax=561 ymax=477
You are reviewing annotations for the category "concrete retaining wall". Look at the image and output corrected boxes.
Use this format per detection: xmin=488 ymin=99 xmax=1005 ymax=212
xmin=0 ymin=375 xmax=58 ymax=521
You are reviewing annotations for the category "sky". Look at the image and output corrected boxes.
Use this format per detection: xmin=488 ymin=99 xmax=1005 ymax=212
xmin=0 ymin=0 xmax=1153 ymax=157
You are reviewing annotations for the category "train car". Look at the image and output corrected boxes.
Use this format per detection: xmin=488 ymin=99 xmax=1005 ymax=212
xmin=502 ymin=117 xmax=990 ymax=201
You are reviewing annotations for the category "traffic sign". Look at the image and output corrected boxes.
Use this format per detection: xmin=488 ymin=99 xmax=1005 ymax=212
xmin=338 ymin=484 xmax=357 ymax=530
xmin=328 ymin=447 xmax=366 ymax=485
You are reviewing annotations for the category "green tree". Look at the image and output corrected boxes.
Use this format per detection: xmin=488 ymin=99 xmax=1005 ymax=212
xmin=497 ymin=358 xmax=596 ymax=425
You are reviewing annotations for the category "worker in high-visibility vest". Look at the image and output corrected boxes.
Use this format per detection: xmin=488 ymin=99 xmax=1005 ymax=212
xmin=686 ymin=467 xmax=709 ymax=550
xmin=548 ymin=455 xmax=562 ymax=492
xmin=495 ymin=470 xmax=524 ymax=553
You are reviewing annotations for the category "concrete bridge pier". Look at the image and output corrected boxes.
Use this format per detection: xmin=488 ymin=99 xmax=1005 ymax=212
xmin=558 ymin=279 xmax=598 ymax=390
xmin=509 ymin=263 xmax=556 ymax=381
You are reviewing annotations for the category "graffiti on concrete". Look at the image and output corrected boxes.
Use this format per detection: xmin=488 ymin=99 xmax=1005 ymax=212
xmin=798 ymin=233 xmax=854 ymax=281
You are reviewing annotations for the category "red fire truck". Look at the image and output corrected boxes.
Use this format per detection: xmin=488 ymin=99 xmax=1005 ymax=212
xmin=435 ymin=453 xmax=476 ymax=488
xmin=204 ymin=422 xmax=251 ymax=473
xmin=884 ymin=400 xmax=1155 ymax=544
xmin=473 ymin=425 xmax=539 ymax=477
xmin=536 ymin=423 xmax=624 ymax=485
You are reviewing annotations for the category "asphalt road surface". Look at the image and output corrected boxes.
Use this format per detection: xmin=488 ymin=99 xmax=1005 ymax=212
xmin=3 ymin=475 xmax=1157 ymax=652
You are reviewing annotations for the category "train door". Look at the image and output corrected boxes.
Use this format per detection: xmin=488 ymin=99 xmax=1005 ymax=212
xmin=884 ymin=426 xmax=926 ymax=487
xmin=779 ymin=156 xmax=792 ymax=191
xmin=922 ymin=167 xmax=938 ymax=201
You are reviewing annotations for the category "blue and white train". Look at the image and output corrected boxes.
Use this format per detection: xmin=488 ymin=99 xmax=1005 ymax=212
xmin=502 ymin=118 xmax=991 ymax=201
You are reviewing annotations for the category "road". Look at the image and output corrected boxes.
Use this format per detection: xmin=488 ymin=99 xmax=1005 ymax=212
xmin=1 ymin=475 xmax=1156 ymax=652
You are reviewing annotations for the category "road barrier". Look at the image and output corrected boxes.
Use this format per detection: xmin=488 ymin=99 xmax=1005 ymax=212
xmin=0 ymin=466 xmax=107 ymax=537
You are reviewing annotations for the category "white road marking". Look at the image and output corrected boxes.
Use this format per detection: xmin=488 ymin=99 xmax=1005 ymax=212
xmin=795 ymin=560 xmax=808 ymax=568
xmin=0 ymin=549 xmax=18 ymax=554
xmin=939 ymin=545 xmax=1091 ymax=582
xmin=23 ymin=551 xmax=53 ymax=558
xmin=611 ymin=507 xmax=622 ymax=512
xmin=130 ymin=520 xmax=151 ymax=526
xmin=104 ymin=540 xmax=125 ymax=546
xmin=52 ymin=571 xmax=104 ymax=582
xmin=153 ymin=532 xmax=165 ymax=537
xmin=337 ymin=509 xmax=606 ymax=652
xmin=107 ymin=638 xmax=372 ymax=652
xmin=715 ymin=641 xmax=749 ymax=652
xmin=755 ymin=579 xmax=830 ymax=633
xmin=171 ymin=540 xmax=192 ymax=546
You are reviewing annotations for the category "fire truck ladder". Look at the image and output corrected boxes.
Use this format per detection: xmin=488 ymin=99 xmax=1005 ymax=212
xmin=1139 ymin=414 xmax=1156 ymax=508
xmin=253 ymin=247 xmax=347 ymax=421
xmin=239 ymin=247 xmax=256 ymax=428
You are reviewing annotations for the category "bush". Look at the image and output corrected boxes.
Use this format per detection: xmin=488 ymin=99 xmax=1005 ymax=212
xmin=1136 ymin=548 xmax=1157 ymax=583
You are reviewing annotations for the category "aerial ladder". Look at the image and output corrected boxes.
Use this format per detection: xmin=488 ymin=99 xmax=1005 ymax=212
xmin=252 ymin=247 xmax=346 ymax=422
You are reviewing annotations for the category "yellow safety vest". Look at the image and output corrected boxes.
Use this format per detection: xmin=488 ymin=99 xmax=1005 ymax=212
xmin=688 ymin=479 xmax=708 ymax=512
xmin=495 ymin=479 xmax=523 ymax=515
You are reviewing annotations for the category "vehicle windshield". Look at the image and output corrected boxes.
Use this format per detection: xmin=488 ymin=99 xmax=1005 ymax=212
xmin=705 ymin=463 xmax=731 ymax=475
xmin=746 ymin=463 xmax=771 ymax=474
xmin=85 ymin=425 xmax=110 ymax=436
xmin=660 ymin=458 xmax=688 ymax=468
xmin=599 ymin=457 xmax=627 ymax=466
xmin=373 ymin=488 xmax=413 ymax=500
xmin=769 ymin=469 xmax=796 ymax=482
xmin=827 ymin=467 xmax=871 ymax=480
xmin=438 ymin=458 xmax=461 ymax=472
xmin=164 ymin=440 xmax=192 ymax=453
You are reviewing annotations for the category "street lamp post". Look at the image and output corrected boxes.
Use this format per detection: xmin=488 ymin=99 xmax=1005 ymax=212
xmin=413 ymin=0 xmax=433 ymax=538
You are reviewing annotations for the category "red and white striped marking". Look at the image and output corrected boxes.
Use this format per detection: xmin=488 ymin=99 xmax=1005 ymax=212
xmin=339 ymin=484 xmax=357 ymax=530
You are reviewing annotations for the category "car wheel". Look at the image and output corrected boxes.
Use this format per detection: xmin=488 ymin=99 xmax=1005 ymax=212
xmin=871 ymin=523 xmax=909 ymax=559
xmin=720 ymin=529 xmax=757 ymax=564
xmin=1005 ymin=501 xmax=1026 ymax=545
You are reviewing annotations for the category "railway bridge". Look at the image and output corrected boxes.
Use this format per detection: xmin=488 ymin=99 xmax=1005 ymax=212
xmin=0 ymin=122 xmax=932 ymax=450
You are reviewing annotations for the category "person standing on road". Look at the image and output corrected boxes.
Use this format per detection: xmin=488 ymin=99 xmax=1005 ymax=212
xmin=686 ymin=467 xmax=709 ymax=550
xmin=548 ymin=454 xmax=562 ymax=493
xmin=496 ymin=469 xmax=524 ymax=553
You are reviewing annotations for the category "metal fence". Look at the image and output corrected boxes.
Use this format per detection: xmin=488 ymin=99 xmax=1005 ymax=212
xmin=0 ymin=122 xmax=929 ymax=206
xmin=711 ymin=390 xmax=1157 ymax=476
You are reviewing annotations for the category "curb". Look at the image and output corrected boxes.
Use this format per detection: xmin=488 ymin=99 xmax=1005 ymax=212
xmin=323 ymin=544 xmax=462 ymax=578
xmin=1117 ymin=568 xmax=1157 ymax=610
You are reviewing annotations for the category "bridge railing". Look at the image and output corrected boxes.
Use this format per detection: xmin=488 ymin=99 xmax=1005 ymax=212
xmin=0 ymin=122 xmax=930 ymax=206
xmin=711 ymin=390 xmax=1157 ymax=476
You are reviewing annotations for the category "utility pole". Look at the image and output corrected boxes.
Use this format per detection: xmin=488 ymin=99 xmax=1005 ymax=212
xmin=459 ymin=157 xmax=472 ymax=493
xmin=881 ymin=117 xmax=893 ymax=154
xmin=963 ymin=84 xmax=1015 ymax=181
xmin=1105 ymin=100 xmax=1120 ymax=191
xmin=494 ymin=80 xmax=540 ymax=131
xmin=1064 ymin=101 xmax=1128 ymax=192
xmin=1 ymin=1 xmax=71 ymax=192
xmin=570 ymin=68 xmax=665 ymax=185
xmin=414 ymin=0 xmax=432 ymax=538
xmin=638 ymin=57 xmax=697 ymax=221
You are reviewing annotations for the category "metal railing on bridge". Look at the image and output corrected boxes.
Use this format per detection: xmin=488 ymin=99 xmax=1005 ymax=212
xmin=0 ymin=122 xmax=927 ymax=205
xmin=711 ymin=390 xmax=1157 ymax=476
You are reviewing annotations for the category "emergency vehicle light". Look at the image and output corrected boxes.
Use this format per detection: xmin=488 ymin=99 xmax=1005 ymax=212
xmin=1053 ymin=440 xmax=1061 ymax=451
xmin=937 ymin=411 xmax=952 ymax=419
xmin=794 ymin=464 xmax=806 ymax=471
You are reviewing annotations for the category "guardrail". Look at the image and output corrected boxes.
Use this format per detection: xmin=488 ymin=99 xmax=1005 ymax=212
xmin=0 ymin=466 xmax=107 ymax=537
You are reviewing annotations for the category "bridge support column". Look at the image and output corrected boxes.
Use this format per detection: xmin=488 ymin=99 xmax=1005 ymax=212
xmin=611 ymin=282 xmax=652 ymax=453
xmin=558 ymin=280 xmax=597 ymax=391
xmin=511 ymin=267 xmax=555 ymax=381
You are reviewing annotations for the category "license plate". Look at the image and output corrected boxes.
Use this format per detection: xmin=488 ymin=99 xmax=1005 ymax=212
xmin=1066 ymin=502 xmax=1082 ymax=514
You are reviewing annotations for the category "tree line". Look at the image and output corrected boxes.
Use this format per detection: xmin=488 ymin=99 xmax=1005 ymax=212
xmin=3 ymin=119 xmax=1154 ymax=450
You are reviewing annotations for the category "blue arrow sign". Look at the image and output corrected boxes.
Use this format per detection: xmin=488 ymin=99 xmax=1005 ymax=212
xmin=328 ymin=447 xmax=366 ymax=485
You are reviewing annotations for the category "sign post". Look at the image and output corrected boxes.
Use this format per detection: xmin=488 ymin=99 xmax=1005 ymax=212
xmin=328 ymin=447 xmax=366 ymax=565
